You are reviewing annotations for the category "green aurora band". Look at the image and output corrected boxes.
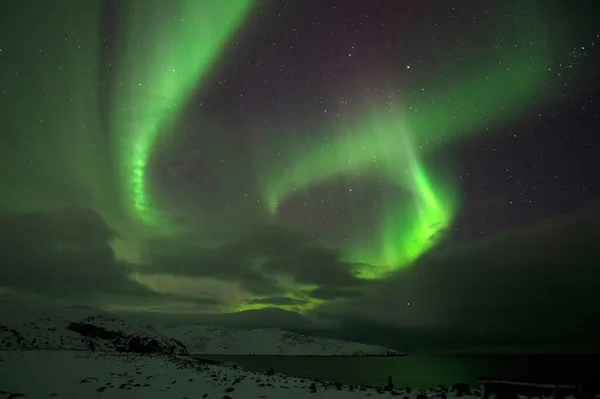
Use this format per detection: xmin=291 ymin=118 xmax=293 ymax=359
xmin=262 ymin=113 xmax=457 ymax=278
xmin=258 ymin=3 xmax=563 ymax=277
xmin=348 ymin=126 xmax=457 ymax=278
xmin=110 ymin=0 xmax=254 ymax=230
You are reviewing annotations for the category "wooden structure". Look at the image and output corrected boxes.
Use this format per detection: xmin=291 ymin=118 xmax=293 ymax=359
xmin=478 ymin=378 xmax=591 ymax=399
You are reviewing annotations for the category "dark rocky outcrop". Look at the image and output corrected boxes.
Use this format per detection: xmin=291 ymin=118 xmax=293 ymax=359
xmin=0 ymin=324 xmax=25 ymax=347
xmin=450 ymin=383 xmax=472 ymax=396
xmin=67 ymin=319 xmax=188 ymax=356
xmin=0 ymin=303 xmax=189 ymax=356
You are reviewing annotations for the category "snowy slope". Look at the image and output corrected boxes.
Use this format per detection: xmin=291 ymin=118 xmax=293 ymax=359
xmin=0 ymin=350 xmax=474 ymax=398
xmin=0 ymin=301 xmax=188 ymax=355
xmin=160 ymin=324 xmax=403 ymax=356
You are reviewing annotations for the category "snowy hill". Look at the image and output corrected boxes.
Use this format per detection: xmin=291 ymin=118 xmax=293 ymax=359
xmin=0 ymin=301 xmax=401 ymax=357
xmin=0 ymin=301 xmax=188 ymax=355
xmin=160 ymin=324 xmax=403 ymax=356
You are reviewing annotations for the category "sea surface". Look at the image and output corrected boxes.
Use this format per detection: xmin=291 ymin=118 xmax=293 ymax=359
xmin=192 ymin=354 xmax=600 ymax=388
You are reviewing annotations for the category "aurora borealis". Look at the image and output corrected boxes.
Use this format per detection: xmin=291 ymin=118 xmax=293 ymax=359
xmin=2 ymin=0 xmax=600 ymax=351
xmin=110 ymin=0 xmax=254 ymax=229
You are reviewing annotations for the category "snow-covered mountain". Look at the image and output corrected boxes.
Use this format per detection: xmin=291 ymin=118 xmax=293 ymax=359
xmin=0 ymin=301 xmax=188 ymax=355
xmin=160 ymin=324 xmax=403 ymax=356
xmin=0 ymin=301 xmax=401 ymax=357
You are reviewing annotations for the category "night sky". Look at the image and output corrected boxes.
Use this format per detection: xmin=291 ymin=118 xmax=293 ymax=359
xmin=1 ymin=0 xmax=599 ymax=353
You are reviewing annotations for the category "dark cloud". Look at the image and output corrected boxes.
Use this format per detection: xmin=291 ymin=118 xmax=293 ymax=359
xmin=246 ymin=296 xmax=309 ymax=306
xmin=195 ymin=307 xmax=314 ymax=331
xmin=406 ymin=201 xmax=600 ymax=332
xmin=262 ymin=246 xmax=364 ymax=288
xmin=5 ymin=202 xmax=599 ymax=353
xmin=130 ymin=201 xmax=600 ymax=353
xmin=116 ymin=307 xmax=316 ymax=332
xmin=0 ymin=207 xmax=221 ymax=309
xmin=141 ymin=234 xmax=284 ymax=296
xmin=309 ymin=286 xmax=366 ymax=300
xmin=142 ymin=226 xmax=364 ymax=296
xmin=0 ymin=207 xmax=130 ymax=295
xmin=308 ymin=201 xmax=600 ymax=352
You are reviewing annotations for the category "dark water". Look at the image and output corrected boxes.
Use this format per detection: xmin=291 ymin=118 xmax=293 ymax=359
xmin=192 ymin=354 xmax=600 ymax=388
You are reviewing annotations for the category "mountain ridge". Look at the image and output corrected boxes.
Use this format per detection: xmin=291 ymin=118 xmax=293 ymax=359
xmin=160 ymin=323 xmax=404 ymax=356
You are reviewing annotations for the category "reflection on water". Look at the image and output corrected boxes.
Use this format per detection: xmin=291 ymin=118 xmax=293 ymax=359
xmin=192 ymin=354 xmax=600 ymax=388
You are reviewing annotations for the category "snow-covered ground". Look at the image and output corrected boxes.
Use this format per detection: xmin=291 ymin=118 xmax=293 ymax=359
xmin=160 ymin=324 xmax=403 ymax=356
xmin=0 ymin=349 xmax=472 ymax=398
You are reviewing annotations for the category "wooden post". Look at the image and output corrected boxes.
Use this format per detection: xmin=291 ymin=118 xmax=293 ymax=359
xmin=386 ymin=375 xmax=394 ymax=391
xmin=480 ymin=380 xmax=487 ymax=399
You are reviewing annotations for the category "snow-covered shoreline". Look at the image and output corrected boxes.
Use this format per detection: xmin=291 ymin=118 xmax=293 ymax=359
xmin=0 ymin=349 xmax=475 ymax=398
